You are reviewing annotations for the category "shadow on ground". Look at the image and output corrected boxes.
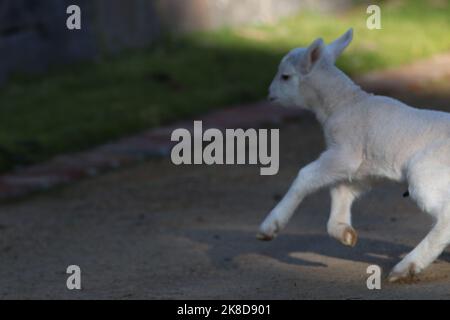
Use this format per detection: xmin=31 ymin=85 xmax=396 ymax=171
xmin=187 ymin=229 xmax=450 ymax=272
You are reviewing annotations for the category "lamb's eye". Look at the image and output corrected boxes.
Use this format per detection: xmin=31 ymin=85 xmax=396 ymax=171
xmin=281 ymin=74 xmax=290 ymax=81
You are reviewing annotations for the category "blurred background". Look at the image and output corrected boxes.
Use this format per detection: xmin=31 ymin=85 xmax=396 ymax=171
xmin=1 ymin=0 xmax=450 ymax=173
xmin=2 ymin=0 xmax=450 ymax=300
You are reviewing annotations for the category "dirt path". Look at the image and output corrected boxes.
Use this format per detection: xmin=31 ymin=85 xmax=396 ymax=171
xmin=1 ymin=115 xmax=450 ymax=299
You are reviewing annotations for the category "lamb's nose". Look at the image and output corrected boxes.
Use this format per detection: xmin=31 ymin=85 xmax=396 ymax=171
xmin=268 ymin=96 xmax=277 ymax=102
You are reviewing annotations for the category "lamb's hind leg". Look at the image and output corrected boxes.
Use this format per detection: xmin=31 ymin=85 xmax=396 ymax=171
xmin=388 ymin=212 xmax=450 ymax=282
xmin=328 ymin=183 xmax=366 ymax=247
xmin=389 ymin=146 xmax=450 ymax=282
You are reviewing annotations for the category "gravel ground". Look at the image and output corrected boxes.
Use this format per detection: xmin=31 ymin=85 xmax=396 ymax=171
xmin=1 ymin=111 xmax=450 ymax=299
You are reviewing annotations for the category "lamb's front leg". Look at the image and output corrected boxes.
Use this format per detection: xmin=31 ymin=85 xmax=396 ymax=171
xmin=257 ymin=149 xmax=360 ymax=240
xmin=327 ymin=183 xmax=365 ymax=247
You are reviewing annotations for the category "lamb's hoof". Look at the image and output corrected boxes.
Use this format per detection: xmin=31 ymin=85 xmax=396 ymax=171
xmin=341 ymin=226 xmax=358 ymax=247
xmin=388 ymin=263 xmax=418 ymax=283
xmin=256 ymin=220 xmax=280 ymax=241
xmin=256 ymin=232 xmax=275 ymax=241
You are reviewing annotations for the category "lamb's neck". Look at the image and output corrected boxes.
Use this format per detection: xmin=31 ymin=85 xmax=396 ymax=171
xmin=306 ymin=67 xmax=369 ymax=125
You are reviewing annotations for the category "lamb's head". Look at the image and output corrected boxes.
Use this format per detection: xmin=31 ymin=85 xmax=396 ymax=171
xmin=268 ymin=28 xmax=353 ymax=109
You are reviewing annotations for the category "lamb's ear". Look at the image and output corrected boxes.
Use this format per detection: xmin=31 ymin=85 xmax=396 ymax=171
xmin=327 ymin=28 xmax=353 ymax=63
xmin=299 ymin=38 xmax=325 ymax=74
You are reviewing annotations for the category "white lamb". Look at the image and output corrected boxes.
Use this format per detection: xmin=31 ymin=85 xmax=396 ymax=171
xmin=257 ymin=28 xmax=450 ymax=282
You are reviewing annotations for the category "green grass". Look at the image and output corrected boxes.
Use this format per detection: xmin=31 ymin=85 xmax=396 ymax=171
xmin=1 ymin=0 xmax=450 ymax=172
